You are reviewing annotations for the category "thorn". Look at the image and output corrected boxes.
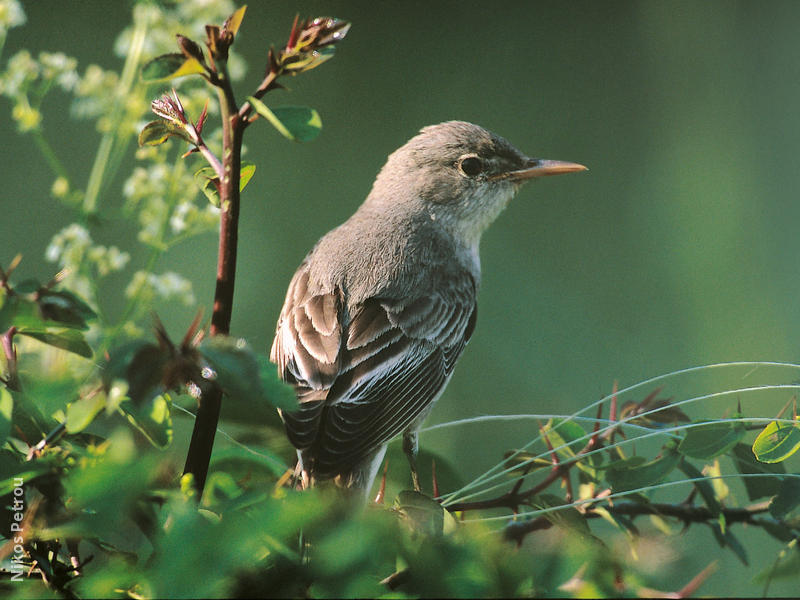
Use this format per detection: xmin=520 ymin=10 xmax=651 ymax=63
xmin=431 ymin=459 xmax=439 ymax=499
xmin=286 ymin=14 xmax=300 ymax=50
xmin=793 ymin=397 xmax=797 ymax=422
xmin=610 ymin=380 xmax=618 ymax=420
xmin=374 ymin=460 xmax=388 ymax=504
xmin=595 ymin=487 xmax=612 ymax=504
xmin=775 ymin=394 xmax=795 ymax=420
xmin=152 ymin=313 xmax=175 ymax=352
xmin=563 ymin=472 xmax=574 ymax=503
xmin=676 ymin=561 xmax=718 ymax=598
xmin=539 ymin=423 xmax=560 ymax=469
xmin=195 ymin=99 xmax=209 ymax=134
xmin=274 ymin=467 xmax=294 ymax=491
xmin=590 ymin=399 xmax=604 ymax=448
xmin=640 ymin=386 xmax=663 ymax=405
xmin=737 ymin=397 xmax=742 ymax=415
xmin=192 ymin=325 xmax=206 ymax=347
xmin=44 ymin=267 xmax=71 ymax=289
xmin=181 ymin=308 xmax=205 ymax=349
xmin=5 ymin=253 xmax=23 ymax=280
xmin=613 ymin=564 xmax=625 ymax=593
xmin=593 ymin=399 xmax=603 ymax=435
xmin=380 ymin=568 xmax=410 ymax=590
xmin=67 ymin=540 xmax=81 ymax=576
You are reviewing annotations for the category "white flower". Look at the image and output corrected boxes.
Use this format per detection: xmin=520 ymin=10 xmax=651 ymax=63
xmin=0 ymin=0 xmax=26 ymax=33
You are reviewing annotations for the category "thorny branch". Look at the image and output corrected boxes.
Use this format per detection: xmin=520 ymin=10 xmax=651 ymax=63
xmin=446 ymin=402 xmax=606 ymax=513
xmin=502 ymin=500 xmax=773 ymax=545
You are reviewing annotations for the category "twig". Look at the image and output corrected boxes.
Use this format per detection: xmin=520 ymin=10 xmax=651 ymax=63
xmin=502 ymin=500 xmax=773 ymax=545
xmin=182 ymin=57 xmax=244 ymax=498
xmin=380 ymin=568 xmax=411 ymax=590
xmin=2 ymin=326 xmax=19 ymax=390
xmin=447 ymin=425 xmax=603 ymax=513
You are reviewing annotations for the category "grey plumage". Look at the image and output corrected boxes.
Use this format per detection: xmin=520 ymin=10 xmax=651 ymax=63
xmin=270 ymin=121 xmax=585 ymax=492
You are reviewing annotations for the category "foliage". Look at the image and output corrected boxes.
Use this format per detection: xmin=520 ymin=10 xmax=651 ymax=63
xmin=1 ymin=1 xmax=799 ymax=597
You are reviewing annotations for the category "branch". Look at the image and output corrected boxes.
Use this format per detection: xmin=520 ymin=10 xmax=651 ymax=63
xmin=447 ymin=421 xmax=603 ymax=513
xmin=607 ymin=499 xmax=771 ymax=524
xmin=502 ymin=500 xmax=773 ymax=545
xmin=2 ymin=326 xmax=19 ymax=390
xmin=183 ymin=63 xmax=243 ymax=497
xmin=237 ymin=70 xmax=279 ymax=125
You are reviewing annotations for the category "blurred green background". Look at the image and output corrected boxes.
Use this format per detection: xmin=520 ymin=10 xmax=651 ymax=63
xmin=3 ymin=1 xmax=800 ymax=595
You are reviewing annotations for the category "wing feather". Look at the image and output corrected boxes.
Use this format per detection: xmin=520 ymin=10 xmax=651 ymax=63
xmin=271 ymin=260 xmax=477 ymax=479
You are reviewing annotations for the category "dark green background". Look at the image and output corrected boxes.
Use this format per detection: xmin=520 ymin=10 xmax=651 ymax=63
xmin=3 ymin=1 xmax=800 ymax=595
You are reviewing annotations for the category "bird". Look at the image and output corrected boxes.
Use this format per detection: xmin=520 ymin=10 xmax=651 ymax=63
xmin=270 ymin=121 xmax=586 ymax=495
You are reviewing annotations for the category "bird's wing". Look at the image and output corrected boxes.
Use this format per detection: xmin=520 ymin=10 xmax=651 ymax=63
xmin=270 ymin=263 xmax=477 ymax=478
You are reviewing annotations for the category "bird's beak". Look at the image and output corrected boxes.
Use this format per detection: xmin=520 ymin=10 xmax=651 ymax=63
xmin=492 ymin=158 xmax=588 ymax=182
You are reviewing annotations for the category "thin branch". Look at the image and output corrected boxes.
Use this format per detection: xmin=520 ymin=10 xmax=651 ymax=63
xmin=183 ymin=58 xmax=243 ymax=496
xmin=27 ymin=422 xmax=67 ymax=460
xmin=503 ymin=500 xmax=773 ymax=545
xmin=2 ymin=326 xmax=19 ymax=390
xmin=196 ymin=142 xmax=224 ymax=179
xmin=237 ymin=70 xmax=279 ymax=124
xmin=607 ymin=500 xmax=771 ymax=523
xmin=447 ymin=429 xmax=603 ymax=513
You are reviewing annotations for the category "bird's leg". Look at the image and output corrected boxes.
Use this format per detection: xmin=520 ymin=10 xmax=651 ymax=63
xmin=402 ymin=430 xmax=421 ymax=492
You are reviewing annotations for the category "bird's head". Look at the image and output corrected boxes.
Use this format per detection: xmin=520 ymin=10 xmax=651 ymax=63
xmin=367 ymin=121 xmax=587 ymax=249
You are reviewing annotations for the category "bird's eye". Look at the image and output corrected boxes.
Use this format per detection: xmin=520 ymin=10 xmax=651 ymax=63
xmin=458 ymin=155 xmax=483 ymax=177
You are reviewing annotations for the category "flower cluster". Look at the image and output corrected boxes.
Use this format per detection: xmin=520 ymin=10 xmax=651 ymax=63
xmin=0 ymin=0 xmax=25 ymax=38
xmin=123 ymin=163 xmax=219 ymax=247
xmin=125 ymin=270 xmax=196 ymax=308
xmin=45 ymin=223 xmax=131 ymax=299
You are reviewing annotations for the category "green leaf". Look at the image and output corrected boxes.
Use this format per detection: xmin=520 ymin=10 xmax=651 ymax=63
xmin=247 ymin=98 xmax=322 ymax=142
xmin=119 ymin=394 xmax=172 ymax=448
xmin=199 ymin=337 xmax=262 ymax=403
xmin=678 ymin=419 xmax=746 ymax=459
xmin=396 ymin=490 xmax=456 ymax=536
xmin=731 ymin=443 xmax=784 ymax=500
xmin=198 ymin=338 xmax=297 ymax=415
xmin=138 ymin=119 xmax=193 ymax=147
xmin=210 ymin=445 xmax=288 ymax=479
xmin=678 ymin=459 xmax=722 ymax=518
xmin=754 ymin=540 xmax=800 ymax=584
xmin=0 ymin=449 xmax=53 ymax=495
xmin=104 ymin=341 xmax=169 ymax=405
xmin=769 ymin=478 xmax=800 ymax=519
xmin=606 ymin=445 xmax=680 ymax=493
xmin=17 ymin=371 xmax=81 ymax=420
xmin=544 ymin=418 xmax=601 ymax=479
xmin=544 ymin=418 xmax=587 ymax=457
xmin=709 ymin=522 xmax=749 ymax=565
xmin=65 ymin=391 xmax=106 ymax=433
xmin=14 ymin=279 xmax=40 ymax=294
xmin=752 ymin=420 xmax=800 ymax=463
xmin=257 ymin=354 xmax=298 ymax=411
xmin=533 ymin=493 xmax=594 ymax=539
xmin=194 ymin=163 xmax=256 ymax=207
xmin=141 ymin=53 xmax=205 ymax=82
xmin=9 ymin=389 xmax=54 ymax=440
xmin=194 ymin=166 xmax=220 ymax=206
xmin=2 ymin=295 xmax=45 ymax=331
xmin=17 ymin=328 xmax=92 ymax=358
xmin=239 ymin=162 xmax=256 ymax=192
xmin=223 ymin=5 xmax=247 ymax=36
xmin=0 ymin=287 xmax=11 ymax=331
xmin=271 ymin=106 xmax=322 ymax=142
xmin=0 ymin=388 xmax=12 ymax=445
xmin=37 ymin=289 xmax=96 ymax=329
